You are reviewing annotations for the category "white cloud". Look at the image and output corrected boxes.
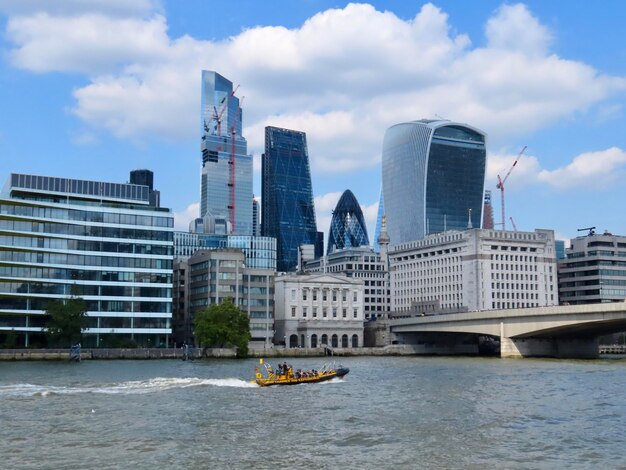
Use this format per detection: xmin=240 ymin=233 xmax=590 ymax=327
xmin=313 ymin=191 xmax=342 ymax=247
xmin=485 ymin=146 xmax=626 ymax=192
xmin=7 ymin=13 xmax=170 ymax=74
xmin=3 ymin=2 xmax=626 ymax=175
xmin=173 ymin=201 xmax=199 ymax=231
xmin=361 ymin=200 xmax=379 ymax=242
xmin=486 ymin=149 xmax=541 ymax=190
xmin=485 ymin=3 xmax=552 ymax=56
xmin=538 ymin=147 xmax=626 ymax=190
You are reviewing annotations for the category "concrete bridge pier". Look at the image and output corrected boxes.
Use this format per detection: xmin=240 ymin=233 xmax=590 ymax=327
xmin=500 ymin=336 xmax=599 ymax=359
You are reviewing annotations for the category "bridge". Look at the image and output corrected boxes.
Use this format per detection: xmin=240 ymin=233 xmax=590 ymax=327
xmin=390 ymin=303 xmax=626 ymax=358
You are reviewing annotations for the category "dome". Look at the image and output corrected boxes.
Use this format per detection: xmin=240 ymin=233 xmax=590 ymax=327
xmin=327 ymin=190 xmax=369 ymax=254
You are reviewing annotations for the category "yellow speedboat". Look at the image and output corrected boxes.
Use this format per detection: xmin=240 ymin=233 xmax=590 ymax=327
xmin=254 ymin=359 xmax=349 ymax=387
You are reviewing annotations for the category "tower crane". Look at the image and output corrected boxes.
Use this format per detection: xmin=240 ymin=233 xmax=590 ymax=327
xmin=509 ymin=217 xmax=517 ymax=231
xmin=227 ymin=95 xmax=244 ymax=232
xmin=211 ymin=84 xmax=239 ymax=136
xmin=496 ymin=145 xmax=526 ymax=230
xmin=577 ymin=226 xmax=596 ymax=236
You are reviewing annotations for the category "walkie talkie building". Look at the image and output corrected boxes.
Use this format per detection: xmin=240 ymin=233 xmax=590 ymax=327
xmin=382 ymin=120 xmax=486 ymax=245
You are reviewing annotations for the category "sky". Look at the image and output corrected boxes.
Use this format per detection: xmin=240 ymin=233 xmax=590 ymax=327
xmin=1 ymin=0 xmax=626 ymax=245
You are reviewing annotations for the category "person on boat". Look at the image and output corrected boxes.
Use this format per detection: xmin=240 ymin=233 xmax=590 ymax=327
xmin=277 ymin=363 xmax=283 ymax=375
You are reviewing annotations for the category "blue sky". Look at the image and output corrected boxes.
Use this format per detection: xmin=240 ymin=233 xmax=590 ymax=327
xmin=1 ymin=1 xmax=626 ymax=244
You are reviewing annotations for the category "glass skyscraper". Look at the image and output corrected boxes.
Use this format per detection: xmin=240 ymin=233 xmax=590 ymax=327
xmin=261 ymin=126 xmax=319 ymax=272
xmin=382 ymin=120 xmax=486 ymax=245
xmin=200 ymin=70 xmax=252 ymax=235
xmin=327 ymin=190 xmax=369 ymax=254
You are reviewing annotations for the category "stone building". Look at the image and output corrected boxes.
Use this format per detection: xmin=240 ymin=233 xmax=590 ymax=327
xmin=274 ymin=273 xmax=364 ymax=348
xmin=389 ymin=228 xmax=558 ymax=314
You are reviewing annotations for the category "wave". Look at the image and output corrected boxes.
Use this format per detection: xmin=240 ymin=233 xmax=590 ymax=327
xmin=0 ymin=377 xmax=258 ymax=397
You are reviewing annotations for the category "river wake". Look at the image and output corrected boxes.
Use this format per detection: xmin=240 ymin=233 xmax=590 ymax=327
xmin=0 ymin=377 xmax=257 ymax=397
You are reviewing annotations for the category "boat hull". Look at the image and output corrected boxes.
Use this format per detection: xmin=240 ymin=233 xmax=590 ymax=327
xmin=255 ymin=368 xmax=349 ymax=387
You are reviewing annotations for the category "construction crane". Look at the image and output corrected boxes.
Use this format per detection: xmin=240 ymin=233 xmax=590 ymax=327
xmin=509 ymin=217 xmax=517 ymax=231
xmin=577 ymin=226 xmax=596 ymax=236
xmin=211 ymin=84 xmax=239 ymax=136
xmin=227 ymin=95 xmax=244 ymax=232
xmin=496 ymin=145 xmax=526 ymax=230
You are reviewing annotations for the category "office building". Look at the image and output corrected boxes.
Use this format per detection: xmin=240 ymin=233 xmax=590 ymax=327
xmin=482 ymin=190 xmax=494 ymax=230
xmin=200 ymin=70 xmax=252 ymax=235
xmin=558 ymin=231 xmax=626 ymax=304
xmin=305 ymin=246 xmax=389 ymax=320
xmin=274 ymin=273 xmax=364 ymax=348
xmin=173 ymin=232 xmax=276 ymax=270
xmin=262 ymin=126 xmax=319 ymax=271
xmin=252 ymin=196 xmax=260 ymax=237
xmin=175 ymin=249 xmax=274 ymax=348
xmin=130 ymin=169 xmax=160 ymax=207
xmin=382 ymin=119 xmax=486 ymax=245
xmin=327 ymin=190 xmax=369 ymax=254
xmin=0 ymin=172 xmax=173 ymax=348
xmin=389 ymin=228 xmax=558 ymax=314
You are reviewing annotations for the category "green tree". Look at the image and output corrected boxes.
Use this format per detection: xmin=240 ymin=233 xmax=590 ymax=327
xmin=194 ymin=298 xmax=251 ymax=357
xmin=45 ymin=296 xmax=88 ymax=347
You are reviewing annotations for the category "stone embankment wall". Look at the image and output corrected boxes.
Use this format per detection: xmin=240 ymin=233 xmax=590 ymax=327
xmin=249 ymin=345 xmax=421 ymax=357
xmin=0 ymin=347 xmax=236 ymax=361
xmin=0 ymin=345 xmax=424 ymax=361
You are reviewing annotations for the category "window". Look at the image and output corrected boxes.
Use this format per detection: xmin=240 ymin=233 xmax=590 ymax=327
xmin=291 ymin=307 xmax=296 ymax=317
xmin=332 ymin=290 xmax=337 ymax=302
xmin=302 ymin=290 xmax=307 ymax=301
xmin=312 ymin=290 xmax=317 ymax=301
xmin=323 ymin=290 xmax=327 ymax=301
xmin=291 ymin=289 xmax=296 ymax=301
xmin=313 ymin=307 xmax=318 ymax=318
xmin=342 ymin=308 xmax=347 ymax=318
xmin=353 ymin=291 xmax=358 ymax=302
xmin=323 ymin=308 xmax=327 ymax=318
xmin=332 ymin=308 xmax=337 ymax=318
xmin=342 ymin=290 xmax=347 ymax=302
xmin=353 ymin=308 xmax=358 ymax=318
xmin=303 ymin=307 xmax=307 ymax=318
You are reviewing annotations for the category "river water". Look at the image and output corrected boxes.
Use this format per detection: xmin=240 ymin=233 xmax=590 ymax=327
xmin=1 ymin=356 xmax=625 ymax=469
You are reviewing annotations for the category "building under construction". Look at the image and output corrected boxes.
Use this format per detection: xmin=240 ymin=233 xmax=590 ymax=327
xmin=199 ymin=70 xmax=253 ymax=235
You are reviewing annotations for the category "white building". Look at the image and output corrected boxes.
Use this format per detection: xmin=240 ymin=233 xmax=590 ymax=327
xmin=304 ymin=247 xmax=389 ymax=320
xmin=389 ymin=228 xmax=558 ymax=314
xmin=274 ymin=273 xmax=364 ymax=348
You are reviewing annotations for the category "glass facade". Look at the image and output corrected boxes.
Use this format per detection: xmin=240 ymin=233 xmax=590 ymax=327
xmin=382 ymin=120 xmax=486 ymax=245
xmin=200 ymin=71 xmax=252 ymax=235
xmin=261 ymin=126 xmax=318 ymax=272
xmin=0 ymin=173 xmax=173 ymax=348
xmin=173 ymin=232 xmax=277 ymax=271
xmin=327 ymin=190 xmax=369 ymax=254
